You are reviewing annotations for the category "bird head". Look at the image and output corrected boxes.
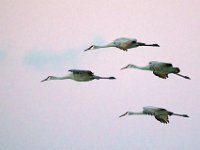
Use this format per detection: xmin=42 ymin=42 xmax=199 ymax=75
xmin=41 ymin=76 xmax=53 ymax=82
xmin=119 ymin=112 xmax=128 ymax=118
xmin=121 ymin=64 xmax=135 ymax=70
xmin=84 ymin=45 xmax=94 ymax=52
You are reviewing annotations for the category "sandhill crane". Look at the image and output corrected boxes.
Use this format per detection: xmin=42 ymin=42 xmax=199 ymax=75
xmin=84 ymin=37 xmax=159 ymax=52
xmin=119 ymin=106 xmax=189 ymax=124
xmin=41 ymin=69 xmax=116 ymax=82
xmin=121 ymin=61 xmax=191 ymax=80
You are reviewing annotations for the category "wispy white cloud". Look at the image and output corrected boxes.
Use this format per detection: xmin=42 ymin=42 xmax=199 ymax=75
xmin=23 ymin=49 xmax=80 ymax=70
xmin=93 ymin=36 xmax=106 ymax=45
xmin=0 ymin=50 xmax=6 ymax=62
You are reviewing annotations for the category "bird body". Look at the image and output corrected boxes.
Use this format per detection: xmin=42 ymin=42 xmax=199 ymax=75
xmin=41 ymin=69 xmax=116 ymax=82
xmin=84 ymin=37 xmax=159 ymax=52
xmin=119 ymin=106 xmax=189 ymax=124
xmin=121 ymin=61 xmax=191 ymax=79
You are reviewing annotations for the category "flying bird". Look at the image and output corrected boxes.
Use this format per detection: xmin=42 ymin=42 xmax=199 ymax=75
xmin=119 ymin=106 xmax=189 ymax=124
xmin=41 ymin=69 xmax=116 ymax=82
xmin=84 ymin=37 xmax=159 ymax=52
xmin=121 ymin=61 xmax=191 ymax=80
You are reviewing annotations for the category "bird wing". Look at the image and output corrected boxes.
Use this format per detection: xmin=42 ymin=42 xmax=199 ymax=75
xmin=154 ymin=114 xmax=169 ymax=124
xmin=143 ymin=106 xmax=167 ymax=115
xmin=143 ymin=106 xmax=170 ymax=123
xmin=153 ymin=72 xmax=168 ymax=79
xmin=143 ymin=106 xmax=158 ymax=116
xmin=113 ymin=38 xmax=137 ymax=46
xmin=68 ymin=69 xmax=94 ymax=76
xmin=150 ymin=61 xmax=173 ymax=68
xmin=149 ymin=62 xmax=172 ymax=79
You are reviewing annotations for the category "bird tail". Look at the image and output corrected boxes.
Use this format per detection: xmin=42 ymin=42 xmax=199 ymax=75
xmin=173 ymin=67 xmax=180 ymax=73
xmin=94 ymin=76 xmax=116 ymax=80
xmin=173 ymin=113 xmax=189 ymax=117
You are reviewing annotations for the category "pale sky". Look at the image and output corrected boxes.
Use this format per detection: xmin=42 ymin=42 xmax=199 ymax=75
xmin=1 ymin=0 xmax=200 ymax=150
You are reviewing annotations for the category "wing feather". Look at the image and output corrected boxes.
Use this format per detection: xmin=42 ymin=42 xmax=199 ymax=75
xmin=113 ymin=38 xmax=136 ymax=46
xmin=149 ymin=61 xmax=172 ymax=79
xmin=155 ymin=114 xmax=169 ymax=124
xmin=149 ymin=61 xmax=172 ymax=67
xmin=153 ymin=72 xmax=168 ymax=79
xmin=68 ymin=69 xmax=94 ymax=76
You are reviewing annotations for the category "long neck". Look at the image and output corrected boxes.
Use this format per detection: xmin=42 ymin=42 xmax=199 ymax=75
xmin=130 ymin=65 xmax=151 ymax=71
xmin=93 ymin=43 xmax=115 ymax=49
xmin=50 ymin=75 xmax=72 ymax=80
xmin=128 ymin=111 xmax=144 ymax=115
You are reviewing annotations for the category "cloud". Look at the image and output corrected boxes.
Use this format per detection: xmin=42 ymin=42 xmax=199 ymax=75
xmin=23 ymin=35 xmax=105 ymax=71
xmin=23 ymin=49 xmax=80 ymax=70
xmin=0 ymin=50 xmax=6 ymax=62
xmin=93 ymin=36 xmax=106 ymax=45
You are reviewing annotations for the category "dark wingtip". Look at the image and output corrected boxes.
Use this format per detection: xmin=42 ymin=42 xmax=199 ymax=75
xmin=183 ymin=114 xmax=189 ymax=117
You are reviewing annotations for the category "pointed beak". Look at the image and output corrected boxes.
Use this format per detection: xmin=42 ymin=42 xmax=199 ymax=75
xmin=41 ymin=77 xmax=48 ymax=82
xmin=121 ymin=66 xmax=128 ymax=70
xmin=84 ymin=49 xmax=89 ymax=52
xmin=84 ymin=45 xmax=93 ymax=52
xmin=119 ymin=112 xmax=128 ymax=118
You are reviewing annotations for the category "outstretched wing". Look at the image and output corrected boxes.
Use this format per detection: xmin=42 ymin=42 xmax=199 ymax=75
xmin=113 ymin=37 xmax=137 ymax=46
xmin=143 ymin=106 xmax=167 ymax=115
xmin=153 ymin=72 xmax=168 ymax=79
xmin=150 ymin=61 xmax=173 ymax=68
xmin=149 ymin=61 xmax=172 ymax=79
xmin=154 ymin=114 xmax=169 ymax=124
xmin=143 ymin=106 xmax=170 ymax=124
xmin=68 ymin=69 xmax=94 ymax=76
xmin=143 ymin=106 xmax=160 ymax=116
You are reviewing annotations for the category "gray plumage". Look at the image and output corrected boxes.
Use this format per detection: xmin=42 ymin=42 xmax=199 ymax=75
xmin=84 ymin=37 xmax=159 ymax=52
xmin=121 ymin=61 xmax=191 ymax=80
xmin=41 ymin=69 xmax=116 ymax=82
xmin=119 ymin=106 xmax=189 ymax=124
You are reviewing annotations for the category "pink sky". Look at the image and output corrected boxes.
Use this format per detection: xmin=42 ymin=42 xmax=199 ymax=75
xmin=1 ymin=0 xmax=200 ymax=150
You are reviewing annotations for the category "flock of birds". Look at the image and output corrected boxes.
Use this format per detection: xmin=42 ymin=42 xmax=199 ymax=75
xmin=42 ymin=37 xmax=190 ymax=124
